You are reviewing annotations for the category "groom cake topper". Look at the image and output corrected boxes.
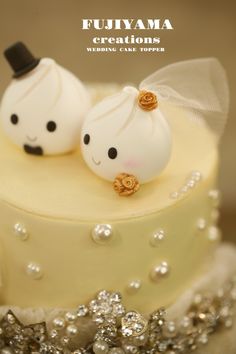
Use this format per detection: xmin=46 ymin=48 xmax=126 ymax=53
xmin=0 ymin=42 xmax=91 ymax=156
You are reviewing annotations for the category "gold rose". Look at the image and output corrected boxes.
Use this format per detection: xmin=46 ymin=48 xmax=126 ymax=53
xmin=114 ymin=173 xmax=140 ymax=197
xmin=138 ymin=90 xmax=158 ymax=111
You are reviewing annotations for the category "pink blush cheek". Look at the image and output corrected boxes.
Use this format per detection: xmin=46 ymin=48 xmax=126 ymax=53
xmin=123 ymin=159 xmax=143 ymax=169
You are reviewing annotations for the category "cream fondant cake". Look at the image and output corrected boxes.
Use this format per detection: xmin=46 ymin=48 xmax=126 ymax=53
xmin=0 ymin=96 xmax=219 ymax=313
xmin=0 ymin=43 xmax=233 ymax=353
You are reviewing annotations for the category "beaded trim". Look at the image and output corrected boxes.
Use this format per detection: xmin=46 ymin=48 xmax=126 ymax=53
xmin=0 ymin=275 xmax=235 ymax=354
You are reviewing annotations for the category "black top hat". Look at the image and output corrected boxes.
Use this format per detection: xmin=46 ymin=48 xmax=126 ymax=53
xmin=4 ymin=42 xmax=41 ymax=78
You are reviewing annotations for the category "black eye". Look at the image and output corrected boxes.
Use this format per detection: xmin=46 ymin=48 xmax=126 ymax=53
xmin=83 ymin=134 xmax=90 ymax=145
xmin=46 ymin=121 xmax=57 ymax=132
xmin=10 ymin=114 xmax=18 ymax=125
xmin=108 ymin=147 xmax=118 ymax=159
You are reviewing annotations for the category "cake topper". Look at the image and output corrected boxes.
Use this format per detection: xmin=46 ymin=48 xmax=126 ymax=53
xmin=81 ymin=58 xmax=229 ymax=196
xmin=0 ymin=42 xmax=91 ymax=156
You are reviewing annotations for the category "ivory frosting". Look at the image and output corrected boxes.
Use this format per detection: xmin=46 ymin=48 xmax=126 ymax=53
xmin=0 ymin=85 xmax=219 ymax=313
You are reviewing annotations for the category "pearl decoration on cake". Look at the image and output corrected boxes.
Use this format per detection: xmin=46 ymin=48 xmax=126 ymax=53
xmin=26 ymin=262 xmax=43 ymax=279
xmin=66 ymin=324 xmax=78 ymax=337
xmin=93 ymin=339 xmax=109 ymax=354
xmin=65 ymin=311 xmax=77 ymax=322
xmin=170 ymin=171 xmax=202 ymax=200
xmin=208 ymin=189 xmax=221 ymax=207
xmin=208 ymin=225 xmax=221 ymax=241
xmin=150 ymin=229 xmax=165 ymax=247
xmin=91 ymin=224 xmax=113 ymax=244
xmin=13 ymin=223 xmax=28 ymax=240
xmin=52 ymin=317 xmax=65 ymax=329
xmin=127 ymin=279 xmax=142 ymax=294
xmin=150 ymin=261 xmax=170 ymax=282
xmin=197 ymin=218 xmax=207 ymax=231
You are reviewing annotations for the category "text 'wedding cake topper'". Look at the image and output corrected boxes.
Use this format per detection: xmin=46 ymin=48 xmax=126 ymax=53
xmin=81 ymin=58 xmax=229 ymax=196
xmin=0 ymin=42 xmax=91 ymax=156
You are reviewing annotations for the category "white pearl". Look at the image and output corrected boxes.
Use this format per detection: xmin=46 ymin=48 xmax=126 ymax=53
xmin=150 ymin=229 xmax=165 ymax=247
xmin=127 ymin=279 xmax=142 ymax=294
xmin=197 ymin=218 xmax=207 ymax=231
xmin=92 ymin=224 xmax=113 ymax=244
xmin=208 ymin=189 xmax=220 ymax=206
xmin=93 ymin=340 xmax=109 ymax=354
xmin=26 ymin=262 xmax=43 ymax=279
xmin=208 ymin=225 xmax=221 ymax=241
xmin=14 ymin=223 xmax=28 ymax=240
xmin=53 ymin=317 xmax=65 ymax=329
xmin=65 ymin=311 xmax=77 ymax=322
xmin=191 ymin=170 xmax=202 ymax=181
xmin=170 ymin=191 xmax=179 ymax=199
xmin=187 ymin=179 xmax=196 ymax=188
xmin=180 ymin=185 xmax=189 ymax=194
xmin=66 ymin=324 xmax=78 ymax=337
xmin=150 ymin=261 xmax=170 ymax=281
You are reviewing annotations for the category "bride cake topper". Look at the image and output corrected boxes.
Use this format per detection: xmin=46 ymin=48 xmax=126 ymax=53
xmin=0 ymin=42 xmax=91 ymax=156
xmin=81 ymin=58 xmax=229 ymax=196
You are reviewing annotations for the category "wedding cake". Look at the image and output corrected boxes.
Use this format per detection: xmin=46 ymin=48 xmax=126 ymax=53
xmin=0 ymin=42 xmax=235 ymax=354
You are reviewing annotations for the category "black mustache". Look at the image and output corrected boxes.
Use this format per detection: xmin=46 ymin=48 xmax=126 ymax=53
xmin=24 ymin=144 xmax=43 ymax=156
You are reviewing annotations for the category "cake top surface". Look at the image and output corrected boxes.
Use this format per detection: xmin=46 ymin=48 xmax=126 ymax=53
xmin=0 ymin=91 xmax=217 ymax=222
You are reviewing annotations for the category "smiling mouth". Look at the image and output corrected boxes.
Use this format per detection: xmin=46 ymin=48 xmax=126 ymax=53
xmin=92 ymin=156 xmax=101 ymax=165
xmin=26 ymin=135 xmax=37 ymax=142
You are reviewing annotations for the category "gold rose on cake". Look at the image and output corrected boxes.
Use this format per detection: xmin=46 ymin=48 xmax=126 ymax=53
xmin=114 ymin=173 xmax=140 ymax=196
xmin=138 ymin=90 xmax=158 ymax=111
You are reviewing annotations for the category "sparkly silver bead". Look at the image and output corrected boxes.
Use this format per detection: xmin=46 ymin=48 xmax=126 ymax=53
xmin=77 ymin=304 xmax=89 ymax=317
xmin=91 ymin=224 xmax=113 ymax=244
xmin=197 ymin=218 xmax=207 ymax=231
xmin=93 ymin=340 xmax=109 ymax=354
xmin=14 ymin=223 xmax=28 ymax=240
xmin=150 ymin=229 xmax=165 ymax=247
xmin=52 ymin=317 xmax=65 ymax=329
xmin=66 ymin=324 xmax=78 ymax=337
xmin=26 ymin=262 xmax=43 ymax=279
xmin=150 ymin=261 xmax=170 ymax=281
xmin=127 ymin=280 xmax=142 ymax=294
xmin=50 ymin=329 xmax=59 ymax=339
xmin=208 ymin=225 xmax=221 ymax=241
xmin=65 ymin=311 xmax=77 ymax=322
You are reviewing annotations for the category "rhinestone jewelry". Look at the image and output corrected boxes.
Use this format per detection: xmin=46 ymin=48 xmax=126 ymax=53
xmin=150 ymin=229 xmax=165 ymax=247
xmin=26 ymin=262 xmax=43 ymax=279
xmin=13 ymin=222 xmax=28 ymax=240
xmin=150 ymin=261 xmax=170 ymax=281
xmin=92 ymin=224 xmax=113 ymax=244
xmin=0 ymin=276 xmax=235 ymax=353
xmin=121 ymin=311 xmax=148 ymax=337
